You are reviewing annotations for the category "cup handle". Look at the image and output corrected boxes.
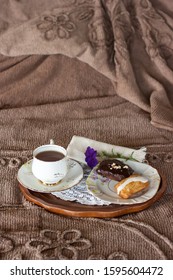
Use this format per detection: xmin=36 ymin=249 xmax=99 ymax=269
xmin=50 ymin=139 xmax=55 ymax=145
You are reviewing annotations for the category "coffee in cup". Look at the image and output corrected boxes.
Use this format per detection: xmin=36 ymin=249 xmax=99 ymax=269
xmin=35 ymin=150 xmax=65 ymax=162
xmin=32 ymin=140 xmax=68 ymax=184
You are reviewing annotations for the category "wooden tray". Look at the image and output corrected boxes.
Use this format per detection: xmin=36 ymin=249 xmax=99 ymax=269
xmin=19 ymin=173 xmax=166 ymax=218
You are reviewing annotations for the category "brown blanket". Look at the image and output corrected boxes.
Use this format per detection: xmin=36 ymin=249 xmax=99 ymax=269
xmin=0 ymin=0 xmax=173 ymax=260
xmin=0 ymin=0 xmax=173 ymax=130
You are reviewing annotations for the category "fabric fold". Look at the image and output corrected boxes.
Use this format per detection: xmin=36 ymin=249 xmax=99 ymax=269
xmin=0 ymin=0 xmax=173 ymax=131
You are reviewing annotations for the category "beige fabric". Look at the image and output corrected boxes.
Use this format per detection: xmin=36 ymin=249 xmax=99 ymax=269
xmin=0 ymin=0 xmax=173 ymax=260
xmin=67 ymin=135 xmax=147 ymax=164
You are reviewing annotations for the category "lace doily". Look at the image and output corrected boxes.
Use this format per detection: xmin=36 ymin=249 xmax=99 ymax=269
xmin=52 ymin=164 xmax=110 ymax=206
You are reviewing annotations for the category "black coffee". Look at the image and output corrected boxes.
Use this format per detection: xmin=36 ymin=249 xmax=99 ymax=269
xmin=36 ymin=151 xmax=64 ymax=162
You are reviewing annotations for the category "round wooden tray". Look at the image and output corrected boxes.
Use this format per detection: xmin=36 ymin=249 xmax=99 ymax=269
xmin=19 ymin=173 xmax=166 ymax=218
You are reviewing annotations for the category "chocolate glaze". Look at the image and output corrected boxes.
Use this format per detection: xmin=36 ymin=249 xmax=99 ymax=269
xmin=97 ymin=159 xmax=134 ymax=181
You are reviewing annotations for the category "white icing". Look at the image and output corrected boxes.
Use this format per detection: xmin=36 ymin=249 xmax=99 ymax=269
xmin=117 ymin=176 xmax=148 ymax=195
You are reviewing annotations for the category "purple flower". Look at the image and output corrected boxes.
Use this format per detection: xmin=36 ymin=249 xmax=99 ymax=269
xmin=85 ymin=146 xmax=98 ymax=168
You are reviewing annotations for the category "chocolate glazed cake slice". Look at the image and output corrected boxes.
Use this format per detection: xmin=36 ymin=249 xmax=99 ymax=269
xmin=96 ymin=159 xmax=134 ymax=181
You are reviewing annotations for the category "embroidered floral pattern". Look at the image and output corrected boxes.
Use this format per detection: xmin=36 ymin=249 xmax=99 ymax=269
xmin=74 ymin=6 xmax=94 ymax=22
xmin=0 ymin=158 xmax=6 ymax=166
xmin=113 ymin=2 xmax=133 ymax=43
xmin=147 ymin=152 xmax=173 ymax=163
xmin=37 ymin=14 xmax=76 ymax=40
xmin=164 ymin=153 xmax=173 ymax=163
xmin=88 ymin=16 xmax=114 ymax=49
xmin=0 ymin=156 xmax=31 ymax=168
xmin=0 ymin=235 xmax=14 ymax=254
xmin=0 ymin=157 xmax=22 ymax=168
xmin=126 ymin=2 xmax=142 ymax=35
xmin=9 ymin=158 xmax=22 ymax=168
xmin=26 ymin=229 xmax=91 ymax=260
xmin=136 ymin=0 xmax=173 ymax=60
xmin=37 ymin=5 xmax=94 ymax=41
xmin=88 ymin=251 xmax=128 ymax=260
xmin=149 ymin=28 xmax=173 ymax=59
xmin=109 ymin=2 xmax=133 ymax=62
xmin=0 ymin=219 xmax=173 ymax=260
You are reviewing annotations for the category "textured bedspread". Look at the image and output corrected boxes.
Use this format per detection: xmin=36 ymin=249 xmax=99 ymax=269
xmin=0 ymin=0 xmax=173 ymax=260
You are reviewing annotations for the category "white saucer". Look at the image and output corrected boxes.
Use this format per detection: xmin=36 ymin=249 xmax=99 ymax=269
xmin=86 ymin=159 xmax=161 ymax=205
xmin=17 ymin=159 xmax=83 ymax=193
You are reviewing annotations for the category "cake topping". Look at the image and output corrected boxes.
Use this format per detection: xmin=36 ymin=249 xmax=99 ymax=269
xmin=123 ymin=165 xmax=129 ymax=169
xmin=96 ymin=159 xmax=134 ymax=181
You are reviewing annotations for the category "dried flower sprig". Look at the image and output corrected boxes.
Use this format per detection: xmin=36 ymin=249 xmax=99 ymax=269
xmin=98 ymin=149 xmax=137 ymax=162
xmin=85 ymin=147 xmax=137 ymax=168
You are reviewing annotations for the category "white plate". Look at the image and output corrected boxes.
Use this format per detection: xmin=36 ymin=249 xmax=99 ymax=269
xmin=17 ymin=159 xmax=83 ymax=193
xmin=86 ymin=159 xmax=161 ymax=205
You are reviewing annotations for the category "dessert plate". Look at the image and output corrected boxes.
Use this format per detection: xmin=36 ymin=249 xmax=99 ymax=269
xmin=17 ymin=159 xmax=83 ymax=193
xmin=86 ymin=159 xmax=161 ymax=205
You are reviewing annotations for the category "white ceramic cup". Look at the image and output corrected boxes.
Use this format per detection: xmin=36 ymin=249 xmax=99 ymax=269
xmin=32 ymin=141 xmax=68 ymax=184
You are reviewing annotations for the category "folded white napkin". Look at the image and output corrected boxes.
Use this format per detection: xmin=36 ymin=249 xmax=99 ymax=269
xmin=67 ymin=136 xmax=146 ymax=164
